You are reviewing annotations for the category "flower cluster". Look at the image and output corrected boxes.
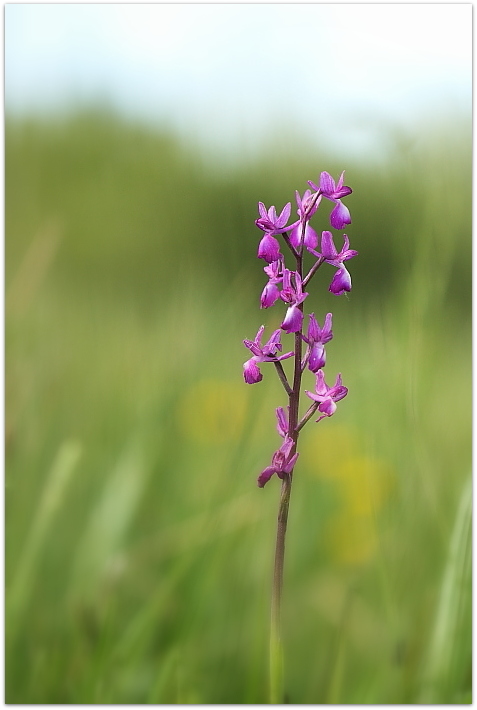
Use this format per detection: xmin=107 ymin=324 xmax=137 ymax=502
xmin=242 ymin=171 xmax=358 ymax=487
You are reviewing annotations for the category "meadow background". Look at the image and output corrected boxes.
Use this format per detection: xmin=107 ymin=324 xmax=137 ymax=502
xmin=5 ymin=4 xmax=471 ymax=705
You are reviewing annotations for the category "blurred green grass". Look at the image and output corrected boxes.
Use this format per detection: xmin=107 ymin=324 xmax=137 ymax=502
xmin=6 ymin=111 xmax=471 ymax=703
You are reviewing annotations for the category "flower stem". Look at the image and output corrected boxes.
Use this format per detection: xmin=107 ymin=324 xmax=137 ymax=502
xmin=273 ymin=361 xmax=293 ymax=396
xmin=296 ymin=401 xmax=320 ymax=433
xmin=303 ymin=256 xmax=324 ymax=287
xmin=269 ymin=473 xmax=292 ymax=703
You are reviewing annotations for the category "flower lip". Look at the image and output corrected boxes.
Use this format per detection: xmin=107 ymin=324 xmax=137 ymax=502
xmin=329 ymin=265 xmax=352 ymax=295
xmin=308 ymin=233 xmax=358 ymax=296
xmin=258 ymin=233 xmax=282 ymax=263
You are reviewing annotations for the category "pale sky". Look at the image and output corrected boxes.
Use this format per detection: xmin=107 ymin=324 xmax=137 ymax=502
xmin=5 ymin=3 xmax=472 ymax=158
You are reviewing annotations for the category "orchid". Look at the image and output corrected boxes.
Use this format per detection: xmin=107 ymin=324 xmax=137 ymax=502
xmin=308 ymin=170 xmax=352 ymax=230
xmin=243 ymin=326 xmax=293 ymax=384
xmin=303 ymin=312 xmax=333 ymax=372
xmin=260 ymin=259 xmax=283 ymax=309
xmin=280 ymin=270 xmax=309 ymax=333
xmin=309 ymin=231 xmax=358 ymax=295
xmin=305 ymin=370 xmax=348 ymax=421
xmin=257 ymin=436 xmax=299 ymax=488
xmin=256 ymin=202 xmax=297 ymax=262
xmin=289 ymin=190 xmax=320 ymax=251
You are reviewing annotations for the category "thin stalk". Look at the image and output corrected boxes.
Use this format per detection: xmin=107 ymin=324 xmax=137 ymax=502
xmin=282 ymin=232 xmax=299 ymax=259
xmin=296 ymin=401 xmax=320 ymax=433
xmin=273 ymin=361 xmax=293 ymax=397
xmin=303 ymin=257 xmax=324 ymax=288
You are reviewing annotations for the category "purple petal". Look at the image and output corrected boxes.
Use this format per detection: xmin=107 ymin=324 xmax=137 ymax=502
xmin=307 ymin=313 xmax=320 ymax=342
xmin=330 ymin=200 xmax=351 ymax=230
xmin=303 ymin=224 xmax=318 ymax=250
xmin=295 ymin=190 xmax=303 ymax=211
xmin=333 ymin=171 xmax=352 ymax=199
xmin=318 ymin=398 xmax=337 ymax=417
xmin=319 ymin=171 xmax=336 ymax=196
xmin=258 ymin=234 xmax=281 ymax=263
xmin=321 ymin=313 xmax=333 ymax=342
xmin=342 ymin=249 xmax=359 ymax=262
xmin=331 ymin=385 xmax=348 ymax=402
xmin=264 ymin=259 xmax=282 ymax=281
xmin=277 ymin=435 xmax=294 ymax=460
xmin=334 ymin=186 xmax=352 ymax=199
xmin=290 ymin=223 xmax=317 ymax=250
xmin=289 ymin=224 xmax=303 ymax=250
xmin=263 ymin=329 xmax=283 ymax=355
xmin=329 ymin=265 xmax=352 ymax=296
xmin=321 ymin=231 xmax=338 ymax=259
xmin=277 ymin=202 xmax=292 ymax=227
xmin=243 ymin=339 xmax=262 ymax=357
xmin=314 ymin=369 xmax=328 ymax=396
xmin=243 ymin=358 xmax=263 ymax=384
xmin=255 ymin=325 xmax=265 ymax=344
xmin=276 ymin=407 xmax=288 ymax=438
xmin=258 ymin=202 xmax=268 ymax=219
xmin=305 ymin=390 xmax=324 ymax=403
xmin=275 ymin=350 xmax=294 ymax=362
xmin=334 ymin=373 xmax=343 ymax=388
xmin=329 ymin=374 xmax=348 ymax=402
xmin=283 ymin=451 xmax=299 ymax=475
xmin=308 ymin=342 xmax=326 ymax=372
xmin=260 ymin=281 xmax=281 ymax=309
xmin=281 ymin=304 xmax=303 ymax=334
xmin=257 ymin=466 xmax=276 ymax=488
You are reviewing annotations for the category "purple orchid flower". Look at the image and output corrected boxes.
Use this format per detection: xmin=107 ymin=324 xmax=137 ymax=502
xmin=257 ymin=435 xmax=299 ymax=488
xmin=305 ymin=370 xmax=348 ymax=422
xmin=243 ymin=326 xmax=294 ymax=384
xmin=255 ymin=202 xmax=298 ymax=263
xmin=309 ymin=232 xmax=358 ymax=296
xmin=280 ymin=270 xmax=309 ymax=333
xmin=308 ymin=171 xmax=352 ymax=230
xmin=303 ymin=313 xmax=333 ymax=372
xmin=260 ymin=259 xmax=283 ymax=309
xmin=289 ymin=190 xmax=320 ymax=251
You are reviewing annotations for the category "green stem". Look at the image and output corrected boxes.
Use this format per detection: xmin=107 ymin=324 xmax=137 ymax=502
xmin=269 ymin=475 xmax=291 ymax=702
